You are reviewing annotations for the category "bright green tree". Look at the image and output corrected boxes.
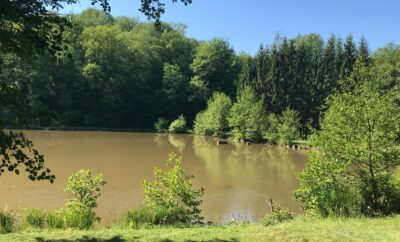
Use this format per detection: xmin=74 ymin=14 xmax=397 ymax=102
xmin=191 ymin=38 xmax=239 ymax=97
xmin=143 ymin=153 xmax=204 ymax=224
xmin=277 ymin=108 xmax=300 ymax=145
xmin=228 ymin=86 xmax=265 ymax=141
xmin=296 ymin=84 xmax=400 ymax=216
xmin=168 ymin=115 xmax=187 ymax=133
xmin=63 ymin=169 xmax=107 ymax=229
xmin=193 ymin=92 xmax=232 ymax=137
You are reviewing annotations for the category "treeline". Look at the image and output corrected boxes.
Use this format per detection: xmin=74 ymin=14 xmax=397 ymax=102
xmin=0 ymin=8 xmax=395 ymax=136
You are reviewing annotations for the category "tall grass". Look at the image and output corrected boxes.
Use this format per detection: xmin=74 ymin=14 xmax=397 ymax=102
xmin=24 ymin=209 xmax=47 ymax=228
xmin=0 ymin=210 xmax=15 ymax=234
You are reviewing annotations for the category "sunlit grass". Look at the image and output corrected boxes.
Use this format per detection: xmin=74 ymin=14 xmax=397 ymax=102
xmin=1 ymin=215 xmax=400 ymax=241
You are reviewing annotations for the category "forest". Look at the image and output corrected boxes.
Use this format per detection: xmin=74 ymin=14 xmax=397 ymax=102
xmin=2 ymin=8 xmax=398 ymax=139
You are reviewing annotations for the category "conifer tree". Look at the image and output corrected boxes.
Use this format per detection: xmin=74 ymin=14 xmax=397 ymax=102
xmin=340 ymin=34 xmax=357 ymax=79
xmin=358 ymin=36 xmax=370 ymax=67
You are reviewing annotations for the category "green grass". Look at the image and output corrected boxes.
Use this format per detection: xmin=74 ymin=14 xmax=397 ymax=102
xmin=1 ymin=216 xmax=400 ymax=241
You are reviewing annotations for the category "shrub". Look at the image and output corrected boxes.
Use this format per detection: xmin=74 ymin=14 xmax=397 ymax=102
xmin=63 ymin=202 xmax=97 ymax=229
xmin=264 ymin=113 xmax=280 ymax=143
xmin=0 ymin=210 xmax=14 ymax=234
xmin=296 ymin=85 xmax=400 ymax=216
xmin=193 ymin=92 xmax=232 ymax=137
xmin=168 ymin=115 xmax=187 ymax=134
xmin=277 ymin=108 xmax=300 ymax=145
xmin=228 ymin=86 xmax=265 ymax=142
xmin=63 ymin=170 xmax=106 ymax=229
xmin=261 ymin=204 xmax=293 ymax=226
xmin=154 ymin=117 xmax=169 ymax=133
xmin=24 ymin=209 xmax=47 ymax=228
xmin=193 ymin=111 xmax=212 ymax=136
xmin=295 ymin=155 xmax=361 ymax=217
xmin=143 ymin=153 xmax=204 ymax=225
xmin=64 ymin=169 xmax=106 ymax=210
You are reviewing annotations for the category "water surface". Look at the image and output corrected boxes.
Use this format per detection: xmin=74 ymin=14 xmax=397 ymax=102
xmin=0 ymin=131 xmax=307 ymax=223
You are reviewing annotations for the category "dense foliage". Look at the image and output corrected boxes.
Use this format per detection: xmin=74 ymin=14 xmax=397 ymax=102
xmin=0 ymin=1 xmax=193 ymax=180
xmin=142 ymin=153 xmax=204 ymax=224
xmin=0 ymin=9 xmax=375 ymax=136
xmin=228 ymin=86 xmax=265 ymax=141
xmin=168 ymin=115 xmax=187 ymax=133
xmin=296 ymin=68 xmax=400 ymax=216
xmin=194 ymin=92 xmax=232 ymax=137
xmin=63 ymin=170 xmax=107 ymax=228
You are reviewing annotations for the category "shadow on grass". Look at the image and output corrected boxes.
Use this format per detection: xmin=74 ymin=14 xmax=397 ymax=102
xmin=185 ymin=239 xmax=239 ymax=242
xmin=35 ymin=236 xmax=240 ymax=242
xmin=35 ymin=235 xmax=133 ymax=242
xmin=182 ymin=239 xmax=240 ymax=242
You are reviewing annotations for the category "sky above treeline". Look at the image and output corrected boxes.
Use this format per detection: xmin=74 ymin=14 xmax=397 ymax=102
xmin=61 ymin=0 xmax=400 ymax=55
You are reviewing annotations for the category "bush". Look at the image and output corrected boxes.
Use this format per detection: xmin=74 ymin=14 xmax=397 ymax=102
xmin=64 ymin=169 xmax=107 ymax=209
xmin=168 ymin=115 xmax=187 ymax=134
xmin=63 ymin=202 xmax=97 ymax=229
xmin=193 ymin=92 xmax=232 ymax=137
xmin=193 ymin=111 xmax=212 ymax=136
xmin=264 ymin=113 xmax=280 ymax=143
xmin=261 ymin=204 xmax=293 ymax=226
xmin=228 ymin=86 xmax=265 ymax=142
xmin=24 ymin=209 xmax=47 ymax=228
xmin=143 ymin=153 xmax=204 ymax=225
xmin=296 ymin=85 xmax=400 ymax=216
xmin=0 ymin=210 xmax=14 ymax=234
xmin=154 ymin=117 xmax=169 ymax=133
xmin=277 ymin=108 xmax=300 ymax=145
xmin=63 ymin=170 xmax=106 ymax=229
xmin=295 ymin=155 xmax=361 ymax=217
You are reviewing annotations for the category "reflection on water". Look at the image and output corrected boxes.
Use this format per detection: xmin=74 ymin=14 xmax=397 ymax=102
xmin=0 ymin=131 xmax=307 ymax=224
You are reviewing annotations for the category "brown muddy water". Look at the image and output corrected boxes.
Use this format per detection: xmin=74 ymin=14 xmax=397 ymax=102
xmin=0 ymin=131 xmax=308 ymax=224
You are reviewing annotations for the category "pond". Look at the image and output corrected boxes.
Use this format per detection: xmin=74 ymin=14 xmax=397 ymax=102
xmin=0 ymin=130 xmax=308 ymax=224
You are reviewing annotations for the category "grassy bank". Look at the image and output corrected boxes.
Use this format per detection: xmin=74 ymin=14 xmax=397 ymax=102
xmin=1 ymin=216 xmax=399 ymax=242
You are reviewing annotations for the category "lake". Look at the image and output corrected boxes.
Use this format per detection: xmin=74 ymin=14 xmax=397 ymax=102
xmin=0 ymin=130 xmax=308 ymax=224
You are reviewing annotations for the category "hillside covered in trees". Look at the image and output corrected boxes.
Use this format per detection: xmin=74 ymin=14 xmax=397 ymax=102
xmin=1 ymin=8 xmax=399 ymax=137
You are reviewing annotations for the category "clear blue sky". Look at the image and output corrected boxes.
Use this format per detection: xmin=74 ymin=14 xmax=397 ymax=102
xmin=62 ymin=0 xmax=400 ymax=55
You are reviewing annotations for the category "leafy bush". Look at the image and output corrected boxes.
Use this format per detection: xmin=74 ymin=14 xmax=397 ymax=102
xmin=0 ymin=210 xmax=14 ymax=234
xmin=263 ymin=109 xmax=300 ymax=145
xmin=263 ymin=113 xmax=280 ymax=143
xmin=143 ymin=152 xmax=204 ymax=225
xmin=154 ymin=117 xmax=169 ymax=133
xmin=194 ymin=92 xmax=232 ymax=137
xmin=295 ymin=155 xmax=361 ymax=217
xmin=296 ymin=84 xmax=400 ymax=216
xmin=64 ymin=169 xmax=106 ymax=209
xmin=277 ymin=108 xmax=300 ymax=145
xmin=261 ymin=204 xmax=293 ymax=226
xmin=63 ymin=170 xmax=106 ymax=229
xmin=23 ymin=209 xmax=47 ymax=228
xmin=228 ymin=86 xmax=265 ymax=141
xmin=168 ymin=115 xmax=187 ymax=134
xmin=193 ymin=111 xmax=212 ymax=136
xmin=63 ymin=202 xmax=97 ymax=229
